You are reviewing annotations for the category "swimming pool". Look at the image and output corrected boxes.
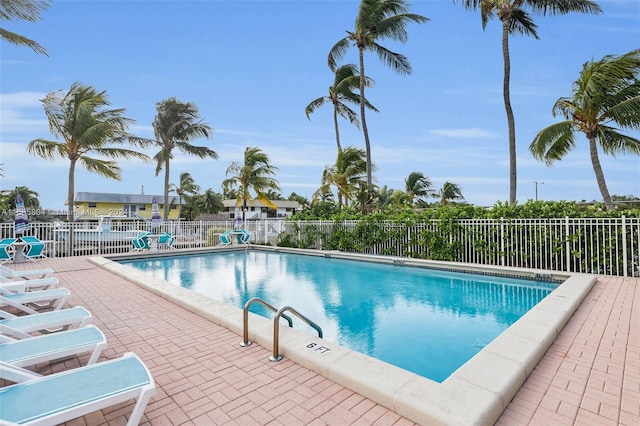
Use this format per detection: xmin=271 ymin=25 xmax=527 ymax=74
xmin=99 ymin=247 xmax=596 ymax=424
xmin=119 ymin=249 xmax=556 ymax=382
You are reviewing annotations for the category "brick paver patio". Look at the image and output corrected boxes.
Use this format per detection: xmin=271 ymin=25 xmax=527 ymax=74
xmin=8 ymin=256 xmax=639 ymax=425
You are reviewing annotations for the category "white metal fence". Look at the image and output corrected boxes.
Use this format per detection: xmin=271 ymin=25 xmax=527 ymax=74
xmin=2 ymin=217 xmax=638 ymax=277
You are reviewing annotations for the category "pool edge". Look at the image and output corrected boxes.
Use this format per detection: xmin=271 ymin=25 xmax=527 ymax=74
xmin=90 ymin=248 xmax=597 ymax=426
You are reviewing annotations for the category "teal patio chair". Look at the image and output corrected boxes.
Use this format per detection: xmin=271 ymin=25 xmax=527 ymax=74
xmin=158 ymin=232 xmax=175 ymax=250
xmin=131 ymin=232 xmax=150 ymax=252
xmin=19 ymin=236 xmax=47 ymax=261
xmin=0 ymin=352 xmax=156 ymax=426
xmin=0 ymin=238 xmax=17 ymax=264
xmin=219 ymin=231 xmax=232 ymax=246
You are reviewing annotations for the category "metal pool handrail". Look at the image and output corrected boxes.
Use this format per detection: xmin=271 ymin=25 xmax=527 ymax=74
xmin=240 ymin=297 xmax=293 ymax=347
xmin=270 ymin=305 xmax=323 ymax=362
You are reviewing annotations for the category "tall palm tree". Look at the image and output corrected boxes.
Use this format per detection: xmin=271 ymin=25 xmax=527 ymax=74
xmin=0 ymin=0 xmax=50 ymax=55
xmin=404 ymin=171 xmax=435 ymax=205
xmin=529 ymin=49 xmax=640 ymax=211
xmin=328 ymin=0 xmax=428 ymax=186
xmin=152 ymin=98 xmax=217 ymax=220
xmin=321 ymin=146 xmax=368 ymax=208
xmin=222 ymin=147 xmax=280 ymax=221
xmin=305 ymin=64 xmax=378 ymax=153
xmin=28 ymin=82 xmax=149 ymax=221
xmin=438 ymin=181 xmax=465 ymax=205
xmin=456 ymin=0 xmax=602 ymax=205
xmin=169 ymin=171 xmax=200 ymax=221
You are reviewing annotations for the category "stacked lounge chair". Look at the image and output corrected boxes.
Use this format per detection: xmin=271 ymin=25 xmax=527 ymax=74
xmin=0 ymin=265 xmax=156 ymax=425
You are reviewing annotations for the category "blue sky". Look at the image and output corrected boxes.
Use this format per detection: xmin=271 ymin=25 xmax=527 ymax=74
xmin=1 ymin=0 xmax=639 ymax=211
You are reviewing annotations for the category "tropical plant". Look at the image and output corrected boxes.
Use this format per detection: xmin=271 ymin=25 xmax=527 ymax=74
xmin=305 ymin=64 xmax=378 ymax=153
xmin=198 ymin=188 xmax=224 ymax=214
xmin=529 ymin=49 xmax=640 ymax=210
xmin=152 ymin=97 xmax=217 ymax=220
xmin=456 ymin=0 xmax=602 ymax=205
xmin=328 ymin=0 xmax=428 ymax=186
xmin=321 ymin=146 xmax=368 ymax=208
xmin=0 ymin=0 xmax=50 ymax=55
xmin=0 ymin=186 xmax=40 ymax=209
xmin=169 ymin=171 xmax=200 ymax=220
xmin=222 ymin=147 xmax=280 ymax=220
xmin=28 ymin=82 xmax=149 ymax=221
xmin=405 ymin=172 xmax=435 ymax=205
xmin=288 ymin=192 xmax=310 ymax=210
xmin=437 ymin=181 xmax=465 ymax=205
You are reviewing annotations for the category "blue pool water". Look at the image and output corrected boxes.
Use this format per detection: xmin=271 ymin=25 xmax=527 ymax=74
xmin=120 ymin=250 xmax=556 ymax=382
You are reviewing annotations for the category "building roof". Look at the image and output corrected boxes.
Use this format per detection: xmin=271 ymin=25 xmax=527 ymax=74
xmin=222 ymin=199 xmax=301 ymax=209
xmin=71 ymin=192 xmax=183 ymax=205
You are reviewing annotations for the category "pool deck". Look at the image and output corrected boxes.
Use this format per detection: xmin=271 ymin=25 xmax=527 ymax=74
xmin=7 ymin=255 xmax=639 ymax=426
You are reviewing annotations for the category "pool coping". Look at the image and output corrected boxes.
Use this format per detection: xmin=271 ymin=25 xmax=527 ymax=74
xmin=91 ymin=246 xmax=597 ymax=426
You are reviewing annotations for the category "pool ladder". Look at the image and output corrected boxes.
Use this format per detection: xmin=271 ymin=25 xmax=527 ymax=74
xmin=240 ymin=297 xmax=323 ymax=362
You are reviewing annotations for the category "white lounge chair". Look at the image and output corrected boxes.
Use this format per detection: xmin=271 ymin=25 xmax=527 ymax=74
xmin=0 ymin=306 xmax=92 ymax=340
xmin=0 ymin=352 xmax=156 ymax=426
xmin=0 ymin=265 xmax=54 ymax=282
xmin=0 ymin=324 xmax=107 ymax=368
xmin=0 ymin=277 xmax=58 ymax=294
xmin=0 ymin=288 xmax=70 ymax=315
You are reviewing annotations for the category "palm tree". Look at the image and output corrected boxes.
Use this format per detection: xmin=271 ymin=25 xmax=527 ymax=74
xmin=1 ymin=186 xmax=40 ymax=209
xmin=169 ymin=171 xmax=200 ymax=221
xmin=28 ymin=82 xmax=149 ymax=221
xmin=529 ymin=49 xmax=640 ymax=210
xmin=404 ymin=171 xmax=435 ymax=205
xmin=321 ymin=146 xmax=368 ymax=208
xmin=0 ymin=0 xmax=50 ymax=55
xmin=199 ymin=189 xmax=224 ymax=214
xmin=152 ymin=98 xmax=217 ymax=220
xmin=456 ymin=0 xmax=602 ymax=205
xmin=305 ymin=64 xmax=378 ymax=153
xmin=328 ymin=0 xmax=428 ymax=186
xmin=222 ymin=147 xmax=280 ymax=221
xmin=438 ymin=181 xmax=465 ymax=205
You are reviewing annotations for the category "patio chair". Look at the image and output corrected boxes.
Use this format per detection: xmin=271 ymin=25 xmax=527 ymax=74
xmin=0 ymin=277 xmax=59 ymax=294
xmin=239 ymin=229 xmax=251 ymax=244
xmin=0 ymin=238 xmax=17 ymax=264
xmin=219 ymin=230 xmax=232 ymax=246
xmin=0 ymin=287 xmax=70 ymax=316
xmin=0 ymin=352 xmax=156 ymax=426
xmin=0 ymin=306 xmax=92 ymax=340
xmin=0 ymin=324 xmax=106 ymax=368
xmin=19 ymin=236 xmax=47 ymax=261
xmin=0 ymin=265 xmax=54 ymax=282
xmin=131 ymin=232 xmax=150 ymax=252
xmin=158 ymin=232 xmax=175 ymax=250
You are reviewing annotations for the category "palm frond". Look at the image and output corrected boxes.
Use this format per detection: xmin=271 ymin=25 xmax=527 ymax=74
xmin=529 ymin=120 xmax=576 ymax=164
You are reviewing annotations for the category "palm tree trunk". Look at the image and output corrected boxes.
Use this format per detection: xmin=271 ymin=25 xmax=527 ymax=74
xmin=163 ymin=159 xmax=170 ymax=220
xmin=502 ymin=20 xmax=517 ymax=205
xmin=588 ymin=136 xmax=614 ymax=210
xmin=358 ymin=46 xmax=373 ymax=187
xmin=67 ymin=159 xmax=76 ymax=256
xmin=333 ymin=106 xmax=342 ymax=153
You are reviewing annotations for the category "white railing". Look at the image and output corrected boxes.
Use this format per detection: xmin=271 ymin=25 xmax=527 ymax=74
xmin=1 ymin=217 xmax=638 ymax=277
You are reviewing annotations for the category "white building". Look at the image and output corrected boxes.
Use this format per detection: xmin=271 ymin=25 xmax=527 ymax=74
xmin=222 ymin=199 xmax=301 ymax=219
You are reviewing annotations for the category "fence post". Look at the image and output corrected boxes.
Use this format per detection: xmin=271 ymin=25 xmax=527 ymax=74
xmin=500 ymin=217 xmax=505 ymax=267
xmin=622 ymin=215 xmax=628 ymax=277
xmin=565 ymin=217 xmax=571 ymax=273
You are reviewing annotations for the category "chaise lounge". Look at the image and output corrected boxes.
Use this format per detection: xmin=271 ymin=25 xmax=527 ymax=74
xmin=0 ymin=352 xmax=156 ymax=426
